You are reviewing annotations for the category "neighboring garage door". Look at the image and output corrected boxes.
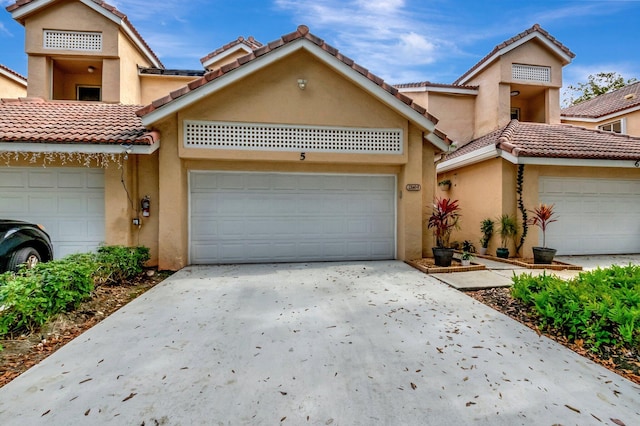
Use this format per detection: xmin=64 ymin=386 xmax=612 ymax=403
xmin=0 ymin=167 xmax=105 ymax=258
xmin=539 ymin=177 xmax=640 ymax=255
xmin=190 ymin=172 xmax=396 ymax=264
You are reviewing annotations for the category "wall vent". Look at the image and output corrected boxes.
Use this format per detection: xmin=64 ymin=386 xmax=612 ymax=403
xmin=512 ymin=64 xmax=551 ymax=82
xmin=184 ymin=121 xmax=403 ymax=154
xmin=44 ymin=30 xmax=102 ymax=51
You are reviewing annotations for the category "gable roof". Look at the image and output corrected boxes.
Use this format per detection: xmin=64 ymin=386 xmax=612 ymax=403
xmin=561 ymin=81 xmax=640 ymax=120
xmin=0 ymin=98 xmax=159 ymax=153
xmin=200 ymin=36 xmax=263 ymax=69
xmin=6 ymin=0 xmax=163 ymax=68
xmin=453 ymin=24 xmax=575 ymax=86
xmin=438 ymin=120 xmax=640 ymax=171
xmin=0 ymin=64 xmax=27 ymax=87
xmin=137 ymin=25 xmax=448 ymax=151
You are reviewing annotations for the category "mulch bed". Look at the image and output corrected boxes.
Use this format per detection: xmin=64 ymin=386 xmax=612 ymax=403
xmin=407 ymin=258 xmax=486 ymax=273
xmin=466 ymin=287 xmax=640 ymax=385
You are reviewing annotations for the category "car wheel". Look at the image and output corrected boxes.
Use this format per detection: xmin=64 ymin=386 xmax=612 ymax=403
xmin=7 ymin=247 xmax=41 ymax=272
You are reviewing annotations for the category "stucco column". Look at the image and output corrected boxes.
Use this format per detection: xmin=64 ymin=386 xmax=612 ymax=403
xmin=103 ymin=159 xmax=133 ymax=246
xmin=397 ymin=124 xmax=425 ymax=260
xmin=157 ymin=117 xmax=189 ymax=270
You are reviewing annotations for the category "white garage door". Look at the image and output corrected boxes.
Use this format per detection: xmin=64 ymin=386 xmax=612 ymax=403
xmin=190 ymin=172 xmax=396 ymax=264
xmin=0 ymin=167 xmax=105 ymax=258
xmin=539 ymin=177 xmax=640 ymax=255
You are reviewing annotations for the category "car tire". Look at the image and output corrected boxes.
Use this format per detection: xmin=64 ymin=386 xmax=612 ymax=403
xmin=7 ymin=247 xmax=41 ymax=272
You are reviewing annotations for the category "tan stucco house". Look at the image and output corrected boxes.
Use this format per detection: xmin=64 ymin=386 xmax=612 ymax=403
xmin=1 ymin=1 xmax=638 ymax=270
xmin=0 ymin=64 xmax=27 ymax=98
xmin=0 ymin=0 xmax=451 ymax=270
xmin=561 ymin=81 xmax=640 ymax=137
xmin=403 ymin=26 xmax=640 ymax=257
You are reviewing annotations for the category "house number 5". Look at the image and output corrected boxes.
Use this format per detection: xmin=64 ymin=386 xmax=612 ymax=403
xmin=300 ymin=152 xmax=306 ymax=161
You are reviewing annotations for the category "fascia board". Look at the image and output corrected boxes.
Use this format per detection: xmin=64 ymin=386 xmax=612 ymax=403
xmin=398 ymin=86 xmax=478 ymax=96
xmin=436 ymin=144 xmax=498 ymax=172
xmin=0 ymin=142 xmax=160 ymax=155
xmin=458 ymin=32 xmax=573 ymax=85
xmin=500 ymin=152 xmax=640 ymax=168
xmin=9 ymin=0 xmax=56 ymax=20
xmin=0 ymin=68 xmax=27 ymax=87
xmin=141 ymin=39 xmax=447 ymax=151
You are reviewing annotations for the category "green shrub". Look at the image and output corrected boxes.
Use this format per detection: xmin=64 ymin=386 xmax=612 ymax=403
xmin=0 ymin=256 xmax=95 ymax=336
xmin=511 ymin=265 xmax=640 ymax=353
xmin=95 ymin=245 xmax=150 ymax=285
xmin=0 ymin=245 xmax=150 ymax=342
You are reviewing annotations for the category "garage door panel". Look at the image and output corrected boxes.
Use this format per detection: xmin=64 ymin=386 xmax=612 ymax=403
xmin=190 ymin=172 xmax=396 ymax=264
xmin=0 ymin=168 xmax=105 ymax=259
xmin=540 ymin=177 xmax=640 ymax=255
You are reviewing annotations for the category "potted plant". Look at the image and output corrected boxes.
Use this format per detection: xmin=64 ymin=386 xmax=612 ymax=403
xmin=496 ymin=214 xmax=518 ymax=258
xmin=438 ymin=179 xmax=451 ymax=191
xmin=528 ymin=203 xmax=558 ymax=264
xmin=427 ymin=197 xmax=461 ymax=267
xmin=460 ymin=250 xmax=473 ymax=266
xmin=479 ymin=218 xmax=494 ymax=255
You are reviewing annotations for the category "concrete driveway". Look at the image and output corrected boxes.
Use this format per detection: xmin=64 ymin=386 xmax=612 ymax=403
xmin=1 ymin=261 xmax=639 ymax=425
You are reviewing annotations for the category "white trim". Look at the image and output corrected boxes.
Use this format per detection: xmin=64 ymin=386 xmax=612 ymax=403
xmin=187 ymin=170 xmax=398 ymax=264
xmin=457 ymin=32 xmax=573 ymax=85
xmin=501 ymin=152 xmax=640 ymax=168
xmin=201 ymin=44 xmax=253 ymax=69
xmin=11 ymin=0 xmax=162 ymax=69
xmin=0 ymin=142 xmax=160 ymax=155
xmin=141 ymin=38 xmax=447 ymax=152
xmin=398 ymin=86 xmax=478 ymax=96
xmin=436 ymin=144 xmax=499 ymax=172
xmin=562 ymin=105 xmax=640 ymax=124
xmin=0 ymin=67 xmax=27 ymax=87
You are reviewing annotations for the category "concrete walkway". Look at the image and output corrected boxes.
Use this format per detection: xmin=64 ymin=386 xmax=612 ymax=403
xmin=1 ymin=261 xmax=639 ymax=425
xmin=433 ymin=254 xmax=640 ymax=290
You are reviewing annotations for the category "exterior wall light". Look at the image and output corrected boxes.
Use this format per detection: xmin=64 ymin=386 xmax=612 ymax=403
xmin=510 ymin=90 xmax=520 ymax=97
xmin=297 ymin=79 xmax=307 ymax=90
xmin=88 ymin=66 xmax=96 ymax=73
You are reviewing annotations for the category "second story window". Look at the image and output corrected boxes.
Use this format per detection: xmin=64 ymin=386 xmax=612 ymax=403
xmin=77 ymin=86 xmax=101 ymax=101
xmin=598 ymin=120 xmax=624 ymax=134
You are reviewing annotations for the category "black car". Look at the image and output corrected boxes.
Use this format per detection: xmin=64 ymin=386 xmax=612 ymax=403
xmin=0 ymin=220 xmax=54 ymax=272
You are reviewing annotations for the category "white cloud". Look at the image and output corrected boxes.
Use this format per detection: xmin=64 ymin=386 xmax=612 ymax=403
xmin=273 ymin=0 xmax=446 ymax=83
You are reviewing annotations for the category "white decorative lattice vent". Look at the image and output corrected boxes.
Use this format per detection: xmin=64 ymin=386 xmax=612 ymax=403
xmin=184 ymin=121 xmax=403 ymax=154
xmin=44 ymin=30 xmax=102 ymax=51
xmin=512 ymin=64 xmax=551 ymax=82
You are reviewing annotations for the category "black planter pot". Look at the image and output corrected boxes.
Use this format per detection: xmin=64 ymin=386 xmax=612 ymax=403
xmin=432 ymin=247 xmax=455 ymax=267
xmin=496 ymin=247 xmax=509 ymax=259
xmin=532 ymin=247 xmax=557 ymax=264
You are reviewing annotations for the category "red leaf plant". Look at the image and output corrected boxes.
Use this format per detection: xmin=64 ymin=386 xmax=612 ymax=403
xmin=527 ymin=203 xmax=558 ymax=248
xmin=427 ymin=197 xmax=461 ymax=248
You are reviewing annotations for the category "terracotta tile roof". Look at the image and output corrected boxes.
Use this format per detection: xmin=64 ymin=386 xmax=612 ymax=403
xmin=200 ymin=36 xmax=263 ymax=66
xmin=453 ymin=24 xmax=575 ymax=85
xmin=138 ymin=25 xmax=439 ymax=127
xmin=139 ymin=67 xmax=205 ymax=77
xmin=561 ymin=81 xmax=640 ymax=119
xmin=0 ymin=64 xmax=27 ymax=83
xmin=394 ymin=81 xmax=478 ymax=90
xmin=6 ymin=0 xmax=163 ymax=68
xmin=444 ymin=120 xmax=640 ymax=161
xmin=0 ymin=98 xmax=158 ymax=145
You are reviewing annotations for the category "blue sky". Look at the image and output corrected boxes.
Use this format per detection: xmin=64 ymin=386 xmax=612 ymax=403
xmin=1 ymin=0 xmax=638 ymax=95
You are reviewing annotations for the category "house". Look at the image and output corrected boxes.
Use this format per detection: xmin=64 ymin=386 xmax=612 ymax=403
xmin=2 ymin=1 xmax=638 ymax=270
xmin=0 ymin=0 xmax=449 ymax=270
xmin=561 ymin=81 xmax=640 ymax=136
xmin=399 ymin=26 xmax=640 ymax=257
xmin=0 ymin=64 xmax=27 ymax=98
